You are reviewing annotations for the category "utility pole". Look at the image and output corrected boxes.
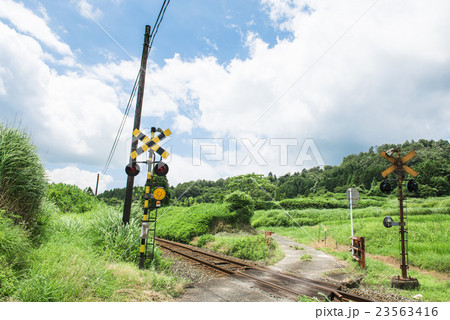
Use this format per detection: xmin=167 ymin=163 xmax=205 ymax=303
xmin=95 ymin=173 xmax=100 ymax=196
xmin=123 ymin=25 xmax=151 ymax=225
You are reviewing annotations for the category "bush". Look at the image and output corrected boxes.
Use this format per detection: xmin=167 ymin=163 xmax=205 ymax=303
xmin=254 ymin=200 xmax=277 ymax=210
xmin=279 ymin=197 xmax=347 ymax=210
xmin=47 ymin=183 xmax=97 ymax=213
xmin=157 ymin=203 xmax=233 ymax=243
xmin=0 ymin=124 xmax=46 ymax=224
xmin=225 ymin=191 xmax=255 ymax=224
xmin=196 ymin=234 xmax=215 ymax=247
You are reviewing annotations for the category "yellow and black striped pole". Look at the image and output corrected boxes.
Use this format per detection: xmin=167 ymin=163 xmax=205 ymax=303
xmin=138 ymin=127 xmax=156 ymax=269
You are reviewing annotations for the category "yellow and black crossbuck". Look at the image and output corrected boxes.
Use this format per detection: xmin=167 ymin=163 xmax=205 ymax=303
xmin=130 ymin=128 xmax=171 ymax=160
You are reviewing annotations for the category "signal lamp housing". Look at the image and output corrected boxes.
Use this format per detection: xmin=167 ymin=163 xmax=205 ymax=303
xmin=154 ymin=161 xmax=169 ymax=176
xmin=125 ymin=163 xmax=140 ymax=177
xmin=380 ymin=181 xmax=392 ymax=194
xmin=407 ymin=180 xmax=418 ymax=192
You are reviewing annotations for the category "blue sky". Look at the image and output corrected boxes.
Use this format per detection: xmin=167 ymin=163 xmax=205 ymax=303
xmin=1 ymin=0 xmax=449 ymax=192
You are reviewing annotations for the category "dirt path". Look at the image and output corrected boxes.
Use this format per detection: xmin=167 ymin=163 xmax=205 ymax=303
xmin=268 ymin=234 xmax=350 ymax=281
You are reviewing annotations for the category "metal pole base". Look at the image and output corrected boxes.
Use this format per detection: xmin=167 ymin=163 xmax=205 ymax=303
xmin=391 ymin=276 xmax=419 ymax=290
xmin=139 ymin=255 xmax=146 ymax=269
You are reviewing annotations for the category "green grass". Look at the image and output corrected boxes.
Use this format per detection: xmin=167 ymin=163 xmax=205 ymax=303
xmin=300 ymin=253 xmax=312 ymax=261
xmin=2 ymin=199 xmax=186 ymax=302
xmin=0 ymin=124 xmax=46 ymax=225
xmin=253 ymin=197 xmax=450 ymax=272
xmin=0 ymin=212 xmax=32 ymax=298
xmin=253 ymin=196 xmax=449 ymax=301
xmin=156 ymin=203 xmax=237 ymax=243
xmin=321 ymin=249 xmax=449 ymax=302
xmin=192 ymin=232 xmax=284 ymax=264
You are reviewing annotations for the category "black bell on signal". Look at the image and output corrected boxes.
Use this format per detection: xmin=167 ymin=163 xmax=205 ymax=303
xmin=125 ymin=163 xmax=140 ymax=176
xmin=407 ymin=180 xmax=418 ymax=192
xmin=154 ymin=161 xmax=169 ymax=176
xmin=380 ymin=180 xmax=392 ymax=194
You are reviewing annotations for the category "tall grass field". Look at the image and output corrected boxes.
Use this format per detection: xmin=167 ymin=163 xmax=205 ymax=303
xmin=250 ymin=196 xmax=449 ymax=301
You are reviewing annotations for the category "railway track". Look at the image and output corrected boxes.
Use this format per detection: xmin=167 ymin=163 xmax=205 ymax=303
xmin=156 ymin=237 xmax=374 ymax=302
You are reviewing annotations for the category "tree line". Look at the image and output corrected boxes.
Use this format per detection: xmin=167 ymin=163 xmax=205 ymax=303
xmin=99 ymin=139 xmax=449 ymax=205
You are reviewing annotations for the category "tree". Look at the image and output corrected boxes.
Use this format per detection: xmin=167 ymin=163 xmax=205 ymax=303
xmin=224 ymin=191 xmax=254 ymax=224
xmin=226 ymin=174 xmax=275 ymax=201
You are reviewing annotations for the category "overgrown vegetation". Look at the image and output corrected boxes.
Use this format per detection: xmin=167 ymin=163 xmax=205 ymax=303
xmin=192 ymin=233 xmax=284 ymax=263
xmin=0 ymin=124 xmax=46 ymax=225
xmin=156 ymin=203 xmax=237 ymax=243
xmin=0 ymin=123 xmax=184 ymax=301
xmin=47 ymin=183 xmax=98 ymax=213
xmin=1 ymin=123 xmax=447 ymax=302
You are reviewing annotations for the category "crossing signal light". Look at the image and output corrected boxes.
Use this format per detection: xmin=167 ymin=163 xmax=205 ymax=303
xmin=407 ymin=180 xmax=418 ymax=192
xmin=380 ymin=180 xmax=392 ymax=194
xmin=154 ymin=161 xmax=169 ymax=176
xmin=383 ymin=216 xmax=394 ymax=228
xmin=125 ymin=163 xmax=140 ymax=177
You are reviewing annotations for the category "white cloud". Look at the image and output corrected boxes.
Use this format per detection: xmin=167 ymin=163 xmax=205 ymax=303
xmin=144 ymin=0 xmax=450 ymax=145
xmin=46 ymin=166 xmax=113 ymax=193
xmin=75 ymin=0 xmax=103 ymax=20
xmin=0 ymin=0 xmax=72 ymax=56
xmin=167 ymin=154 xmax=222 ymax=186
xmin=0 ymin=10 xmax=133 ymax=169
xmin=1 ymin=0 xmax=449 ymax=190
xmin=172 ymin=115 xmax=194 ymax=135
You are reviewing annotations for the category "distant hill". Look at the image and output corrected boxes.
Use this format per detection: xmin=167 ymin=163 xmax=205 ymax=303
xmin=99 ymin=139 xmax=449 ymax=205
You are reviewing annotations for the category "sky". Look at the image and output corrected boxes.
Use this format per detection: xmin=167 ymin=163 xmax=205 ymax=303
xmin=0 ymin=0 xmax=449 ymax=193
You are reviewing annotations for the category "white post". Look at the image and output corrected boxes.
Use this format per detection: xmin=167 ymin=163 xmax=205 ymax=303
xmin=350 ymin=189 xmax=354 ymax=255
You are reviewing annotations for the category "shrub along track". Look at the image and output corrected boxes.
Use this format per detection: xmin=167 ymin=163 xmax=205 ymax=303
xmin=156 ymin=237 xmax=374 ymax=302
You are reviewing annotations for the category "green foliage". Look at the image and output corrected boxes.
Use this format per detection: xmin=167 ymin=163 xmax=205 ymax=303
xmin=279 ymin=197 xmax=347 ymax=209
xmin=0 ymin=212 xmax=32 ymax=299
xmin=47 ymin=183 xmax=97 ymax=213
xmin=300 ymin=254 xmax=312 ymax=261
xmin=260 ymin=196 xmax=450 ymax=273
xmin=228 ymin=235 xmax=271 ymax=260
xmin=226 ymin=174 xmax=276 ymax=200
xmin=14 ymin=239 xmax=116 ymax=302
xmin=105 ymin=139 xmax=449 ymax=209
xmin=225 ymin=190 xmax=255 ymax=224
xmin=196 ymin=234 xmax=215 ymax=247
xmin=0 ymin=124 xmax=46 ymax=225
xmin=88 ymin=203 xmax=141 ymax=262
xmin=156 ymin=203 xmax=233 ymax=243
xmin=254 ymin=200 xmax=278 ymax=210
xmin=209 ymin=234 xmax=279 ymax=261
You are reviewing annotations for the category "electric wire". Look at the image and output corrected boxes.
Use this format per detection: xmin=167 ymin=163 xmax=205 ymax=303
xmin=100 ymin=71 xmax=139 ymax=178
xmin=99 ymin=0 xmax=171 ymax=181
xmin=149 ymin=0 xmax=171 ymax=51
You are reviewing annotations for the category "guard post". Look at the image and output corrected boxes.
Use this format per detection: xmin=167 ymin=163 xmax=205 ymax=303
xmin=350 ymin=236 xmax=366 ymax=269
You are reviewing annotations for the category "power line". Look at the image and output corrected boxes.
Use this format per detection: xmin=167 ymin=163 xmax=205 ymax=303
xmin=99 ymin=0 xmax=171 ymax=181
xmin=100 ymin=71 xmax=139 ymax=178
xmin=149 ymin=0 xmax=171 ymax=51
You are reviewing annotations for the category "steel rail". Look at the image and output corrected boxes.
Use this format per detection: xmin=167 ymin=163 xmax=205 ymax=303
xmin=156 ymin=237 xmax=251 ymax=267
xmin=249 ymin=267 xmax=375 ymax=302
xmin=156 ymin=237 xmax=374 ymax=302
xmin=157 ymin=240 xmax=310 ymax=298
